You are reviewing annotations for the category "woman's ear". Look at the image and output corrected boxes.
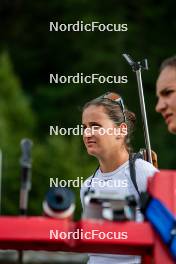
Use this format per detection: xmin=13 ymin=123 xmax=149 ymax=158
xmin=119 ymin=123 xmax=128 ymax=137
xmin=114 ymin=123 xmax=127 ymax=139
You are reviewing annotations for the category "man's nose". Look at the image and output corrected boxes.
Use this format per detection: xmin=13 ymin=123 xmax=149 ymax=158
xmin=155 ymin=98 xmax=167 ymax=113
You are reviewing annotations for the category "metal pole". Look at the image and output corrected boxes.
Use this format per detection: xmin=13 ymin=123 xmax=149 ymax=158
xmin=122 ymin=54 xmax=153 ymax=164
xmin=19 ymin=139 xmax=32 ymax=215
xmin=18 ymin=138 xmax=33 ymax=263
xmin=136 ymin=69 xmax=152 ymax=163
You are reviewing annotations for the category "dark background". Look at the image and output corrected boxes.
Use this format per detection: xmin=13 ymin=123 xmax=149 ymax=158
xmin=0 ymin=0 xmax=175 ymax=218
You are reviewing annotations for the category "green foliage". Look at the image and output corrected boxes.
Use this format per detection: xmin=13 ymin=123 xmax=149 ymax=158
xmin=0 ymin=52 xmax=97 ymax=217
xmin=0 ymin=52 xmax=35 ymax=215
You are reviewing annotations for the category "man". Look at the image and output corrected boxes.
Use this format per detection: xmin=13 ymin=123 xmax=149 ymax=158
xmin=156 ymin=56 xmax=176 ymax=134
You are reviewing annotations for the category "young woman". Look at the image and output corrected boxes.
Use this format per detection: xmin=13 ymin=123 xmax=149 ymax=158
xmin=156 ymin=55 xmax=176 ymax=134
xmin=80 ymin=92 xmax=158 ymax=264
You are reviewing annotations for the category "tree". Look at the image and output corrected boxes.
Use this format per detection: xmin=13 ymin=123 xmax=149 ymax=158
xmin=0 ymin=52 xmax=35 ymax=215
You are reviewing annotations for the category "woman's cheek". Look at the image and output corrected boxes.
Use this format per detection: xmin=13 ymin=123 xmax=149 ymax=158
xmin=171 ymin=97 xmax=176 ymax=113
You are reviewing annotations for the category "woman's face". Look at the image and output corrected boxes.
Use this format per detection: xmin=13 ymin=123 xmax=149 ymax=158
xmin=156 ymin=66 xmax=176 ymax=134
xmin=82 ymin=105 xmax=125 ymax=158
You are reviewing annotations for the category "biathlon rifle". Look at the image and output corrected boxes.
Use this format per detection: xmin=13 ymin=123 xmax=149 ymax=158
xmin=122 ymin=54 xmax=158 ymax=168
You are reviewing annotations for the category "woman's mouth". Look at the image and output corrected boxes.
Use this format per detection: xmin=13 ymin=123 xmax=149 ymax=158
xmin=86 ymin=141 xmax=96 ymax=146
xmin=164 ymin=113 xmax=173 ymax=124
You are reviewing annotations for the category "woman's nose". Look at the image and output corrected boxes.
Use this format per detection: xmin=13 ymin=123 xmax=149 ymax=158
xmin=83 ymin=127 xmax=92 ymax=137
xmin=155 ymin=98 xmax=167 ymax=113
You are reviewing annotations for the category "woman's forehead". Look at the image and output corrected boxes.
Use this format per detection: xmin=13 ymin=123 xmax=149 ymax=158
xmin=157 ymin=67 xmax=176 ymax=91
xmin=82 ymin=105 xmax=109 ymax=122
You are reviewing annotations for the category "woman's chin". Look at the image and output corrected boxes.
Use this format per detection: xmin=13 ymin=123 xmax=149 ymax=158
xmin=87 ymin=148 xmax=98 ymax=157
xmin=168 ymin=123 xmax=176 ymax=134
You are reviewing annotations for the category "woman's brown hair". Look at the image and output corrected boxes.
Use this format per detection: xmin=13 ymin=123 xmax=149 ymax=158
xmin=82 ymin=92 xmax=136 ymax=153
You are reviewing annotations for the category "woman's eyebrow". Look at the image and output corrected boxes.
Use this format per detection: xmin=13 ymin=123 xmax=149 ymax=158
xmin=157 ymin=87 xmax=170 ymax=97
xmin=82 ymin=121 xmax=101 ymax=126
xmin=160 ymin=87 xmax=172 ymax=95
xmin=89 ymin=122 xmax=101 ymax=126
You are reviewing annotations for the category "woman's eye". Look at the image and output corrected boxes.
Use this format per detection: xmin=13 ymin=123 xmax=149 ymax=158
xmin=92 ymin=125 xmax=100 ymax=130
xmin=164 ymin=90 xmax=174 ymax=96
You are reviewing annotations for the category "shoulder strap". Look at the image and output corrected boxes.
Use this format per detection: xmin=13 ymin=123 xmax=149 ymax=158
xmin=129 ymin=152 xmax=143 ymax=198
xmin=87 ymin=155 xmax=143 ymax=199
xmin=86 ymin=166 xmax=99 ymax=194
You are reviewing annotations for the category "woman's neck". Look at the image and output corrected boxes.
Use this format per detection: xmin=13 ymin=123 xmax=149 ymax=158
xmin=98 ymin=149 xmax=129 ymax=173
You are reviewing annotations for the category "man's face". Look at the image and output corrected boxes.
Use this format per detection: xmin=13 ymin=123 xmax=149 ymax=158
xmin=156 ymin=66 xmax=176 ymax=134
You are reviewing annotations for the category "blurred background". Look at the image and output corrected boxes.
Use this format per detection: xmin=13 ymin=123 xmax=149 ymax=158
xmin=0 ymin=0 xmax=176 ymax=262
xmin=1 ymin=0 xmax=176 ymax=222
